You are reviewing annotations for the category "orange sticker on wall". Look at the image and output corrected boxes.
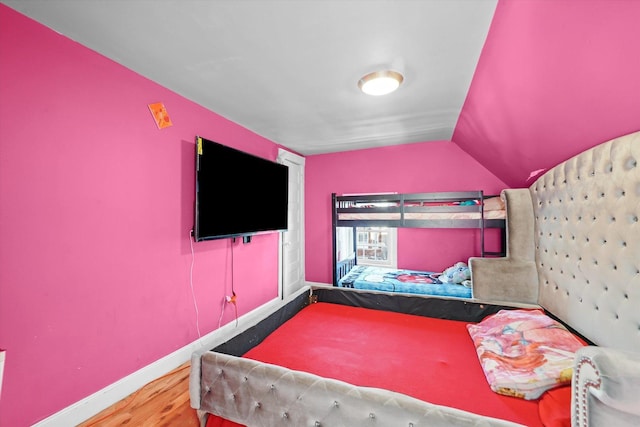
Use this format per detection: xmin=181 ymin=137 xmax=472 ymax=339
xmin=148 ymin=102 xmax=173 ymax=129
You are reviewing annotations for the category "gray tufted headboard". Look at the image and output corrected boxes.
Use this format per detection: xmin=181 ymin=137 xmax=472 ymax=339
xmin=471 ymin=130 xmax=640 ymax=354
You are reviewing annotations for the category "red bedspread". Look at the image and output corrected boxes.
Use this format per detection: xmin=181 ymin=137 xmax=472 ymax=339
xmin=205 ymin=302 xmax=544 ymax=427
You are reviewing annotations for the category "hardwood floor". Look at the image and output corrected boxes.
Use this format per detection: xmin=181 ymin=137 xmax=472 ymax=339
xmin=78 ymin=362 xmax=201 ymax=427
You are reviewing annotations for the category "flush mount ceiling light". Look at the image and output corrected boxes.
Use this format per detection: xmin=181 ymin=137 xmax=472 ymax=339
xmin=358 ymin=70 xmax=404 ymax=96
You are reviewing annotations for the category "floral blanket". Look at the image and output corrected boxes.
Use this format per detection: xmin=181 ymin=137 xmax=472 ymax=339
xmin=467 ymin=309 xmax=586 ymax=400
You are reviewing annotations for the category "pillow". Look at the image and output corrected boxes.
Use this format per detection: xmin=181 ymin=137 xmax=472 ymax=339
xmin=483 ymin=196 xmax=505 ymax=211
xmin=438 ymin=261 xmax=470 ymax=284
xmin=467 ymin=309 xmax=586 ymax=400
xmin=538 ymin=386 xmax=572 ymax=427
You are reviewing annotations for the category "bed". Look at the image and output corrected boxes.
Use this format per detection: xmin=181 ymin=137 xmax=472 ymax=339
xmin=332 ymin=191 xmax=506 ymax=296
xmin=193 ymin=289 xmax=547 ymax=427
xmin=337 ymin=264 xmax=472 ymax=298
xmin=190 ymin=130 xmax=640 ymax=427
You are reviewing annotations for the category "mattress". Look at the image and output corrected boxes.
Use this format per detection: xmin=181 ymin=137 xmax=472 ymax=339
xmin=337 ymin=265 xmax=473 ymax=298
xmin=203 ymin=302 xmax=544 ymax=427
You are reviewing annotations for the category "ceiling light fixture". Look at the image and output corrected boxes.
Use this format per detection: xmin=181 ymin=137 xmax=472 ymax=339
xmin=358 ymin=70 xmax=404 ymax=96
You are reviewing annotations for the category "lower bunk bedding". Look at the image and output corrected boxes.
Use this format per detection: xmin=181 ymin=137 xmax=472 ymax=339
xmin=192 ymin=288 xmax=586 ymax=427
xmin=337 ymin=264 xmax=472 ymax=298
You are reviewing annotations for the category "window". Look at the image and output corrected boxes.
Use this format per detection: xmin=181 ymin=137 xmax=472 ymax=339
xmin=356 ymin=227 xmax=397 ymax=268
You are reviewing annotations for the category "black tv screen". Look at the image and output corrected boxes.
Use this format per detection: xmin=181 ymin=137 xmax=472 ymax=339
xmin=194 ymin=136 xmax=289 ymax=241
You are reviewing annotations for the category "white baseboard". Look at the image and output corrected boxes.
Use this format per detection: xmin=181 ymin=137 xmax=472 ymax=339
xmin=32 ymin=288 xmax=310 ymax=427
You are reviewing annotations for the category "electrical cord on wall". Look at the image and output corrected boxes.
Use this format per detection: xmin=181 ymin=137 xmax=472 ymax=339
xmin=214 ymin=237 xmax=241 ymax=329
xmin=217 ymin=294 xmax=226 ymax=329
xmin=230 ymin=237 xmax=236 ymax=297
xmin=218 ymin=238 xmax=232 ymax=328
xmin=189 ymin=229 xmax=201 ymax=338
xmin=218 ymin=238 xmax=239 ymax=328
xmin=229 ymin=238 xmax=238 ymax=326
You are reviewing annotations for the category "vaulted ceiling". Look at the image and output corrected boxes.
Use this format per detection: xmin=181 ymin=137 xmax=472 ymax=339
xmin=3 ymin=0 xmax=639 ymax=188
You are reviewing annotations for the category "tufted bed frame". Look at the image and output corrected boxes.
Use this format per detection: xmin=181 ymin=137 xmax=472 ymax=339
xmin=190 ymin=130 xmax=640 ymax=426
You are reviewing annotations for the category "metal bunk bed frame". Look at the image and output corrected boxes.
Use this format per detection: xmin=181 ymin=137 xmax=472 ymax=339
xmin=331 ymin=191 xmax=506 ymax=286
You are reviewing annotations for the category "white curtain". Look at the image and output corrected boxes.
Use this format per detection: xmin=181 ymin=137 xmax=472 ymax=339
xmin=336 ymin=227 xmax=354 ymax=262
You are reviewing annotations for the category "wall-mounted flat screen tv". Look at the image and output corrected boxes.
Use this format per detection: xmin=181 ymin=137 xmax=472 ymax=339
xmin=194 ymin=136 xmax=289 ymax=242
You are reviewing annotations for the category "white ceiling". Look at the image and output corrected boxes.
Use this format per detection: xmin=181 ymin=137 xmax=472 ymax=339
xmin=3 ymin=0 xmax=498 ymax=156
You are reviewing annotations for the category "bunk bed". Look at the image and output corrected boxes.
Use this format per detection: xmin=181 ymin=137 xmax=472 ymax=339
xmin=331 ymin=191 xmax=506 ymax=296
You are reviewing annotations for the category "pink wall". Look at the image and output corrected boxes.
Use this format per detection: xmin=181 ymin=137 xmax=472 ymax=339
xmin=453 ymin=0 xmax=640 ymax=188
xmin=4 ymin=1 xmax=638 ymax=425
xmin=0 ymin=6 xmax=281 ymax=426
xmin=305 ymin=142 xmax=507 ymax=284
